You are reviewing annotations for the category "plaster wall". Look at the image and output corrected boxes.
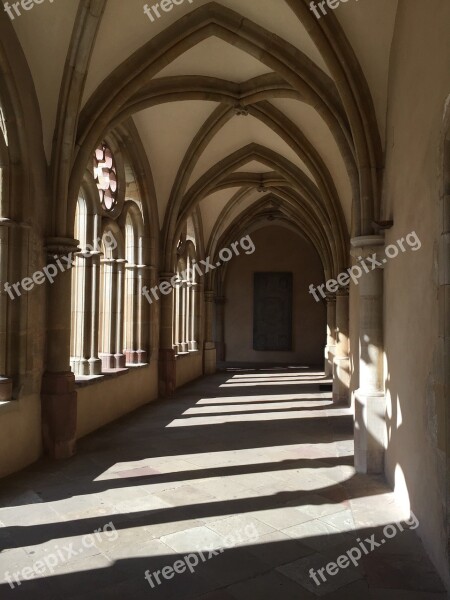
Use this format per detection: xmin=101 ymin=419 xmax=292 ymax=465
xmin=0 ymin=395 xmax=42 ymax=479
xmin=382 ymin=0 xmax=450 ymax=585
xmin=175 ymin=351 xmax=203 ymax=388
xmin=76 ymin=360 xmax=159 ymax=439
xmin=224 ymin=225 xmax=326 ymax=365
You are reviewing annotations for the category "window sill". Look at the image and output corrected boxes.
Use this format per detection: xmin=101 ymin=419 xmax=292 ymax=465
xmin=0 ymin=400 xmax=20 ymax=415
xmin=175 ymin=350 xmax=200 ymax=359
xmin=75 ymin=363 xmax=149 ymax=388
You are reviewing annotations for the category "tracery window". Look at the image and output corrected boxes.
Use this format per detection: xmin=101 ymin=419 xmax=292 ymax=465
xmin=70 ymin=141 xmax=148 ymax=376
xmin=173 ymin=234 xmax=199 ymax=355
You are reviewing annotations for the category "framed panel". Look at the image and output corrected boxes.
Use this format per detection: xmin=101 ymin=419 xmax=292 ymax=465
xmin=253 ymin=272 xmax=293 ymax=351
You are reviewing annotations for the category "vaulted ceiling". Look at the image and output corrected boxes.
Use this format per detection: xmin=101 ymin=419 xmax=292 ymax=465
xmin=8 ymin=0 xmax=399 ymax=275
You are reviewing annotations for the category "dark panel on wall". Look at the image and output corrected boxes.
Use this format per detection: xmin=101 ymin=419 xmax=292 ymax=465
xmin=253 ymin=272 xmax=293 ymax=351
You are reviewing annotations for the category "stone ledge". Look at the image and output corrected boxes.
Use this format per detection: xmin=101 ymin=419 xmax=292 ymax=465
xmin=75 ymin=363 xmax=150 ymax=388
xmin=0 ymin=400 xmax=20 ymax=415
xmin=175 ymin=350 xmax=200 ymax=360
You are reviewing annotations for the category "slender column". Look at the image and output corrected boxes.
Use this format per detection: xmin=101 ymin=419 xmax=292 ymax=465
xmin=180 ymin=279 xmax=189 ymax=353
xmin=124 ymin=262 xmax=136 ymax=364
xmin=188 ymin=282 xmax=198 ymax=351
xmin=0 ymin=220 xmax=24 ymax=401
xmin=204 ymin=290 xmax=216 ymax=374
xmin=159 ymin=272 xmax=176 ymax=397
xmin=41 ymin=237 xmax=79 ymax=459
xmin=70 ymin=248 xmax=102 ymax=376
xmin=131 ymin=264 xmax=140 ymax=363
xmin=173 ymin=280 xmax=180 ymax=352
xmin=350 ymin=235 xmax=386 ymax=474
xmin=70 ymin=253 xmax=90 ymax=376
xmin=88 ymin=251 xmax=102 ymax=374
xmin=0 ymin=223 xmax=10 ymax=384
xmin=333 ymin=288 xmax=350 ymax=404
xmin=114 ymin=259 xmax=126 ymax=368
xmin=324 ymin=293 xmax=336 ymax=377
xmin=215 ymin=296 xmax=226 ymax=362
xmin=99 ymin=257 xmax=116 ymax=369
xmin=136 ymin=264 xmax=151 ymax=363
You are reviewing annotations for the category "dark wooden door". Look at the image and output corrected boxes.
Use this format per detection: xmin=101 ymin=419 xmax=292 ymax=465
xmin=253 ymin=272 xmax=293 ymax=351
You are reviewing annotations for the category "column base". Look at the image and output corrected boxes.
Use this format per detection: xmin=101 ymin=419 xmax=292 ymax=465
xmin=333 ymin=356 xmax=350 ymax=405
xmin=88 ymin=357 xmax=102 ymax=375
xmin=124 ymin=349 xmax=148 ymax=364
xmin=0 ymin=377 xmax=13 ymax=401
xmin=70 ymin=358 xmax=90 ymax=377
xmin=159 ymin=348 xmax=176 ymax=397
xmin=136 ymin=349 xmax=148 ymax=364
xmin=41 ymin=372 xmax=77 ymax=460
xmin=324 ymin=345 xmax=336 ymax=377
xmin=99 ymin=353 xmax=114 ymax=370
xmin=99 ymin=353 xmax=126 ymax=370
xmin=216 ymin=341 xmax=226 ymax=362
xmin=354 ymin=390 xmax=386 ymax=474
xmin=114 ymin=353 xmax=126 ymax=369
xmin=203 ymin=343 xmax=216 ymax=375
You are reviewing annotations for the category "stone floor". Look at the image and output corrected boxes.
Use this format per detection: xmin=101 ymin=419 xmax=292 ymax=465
xmin=0 ymin=368 xmax=447 ymax=599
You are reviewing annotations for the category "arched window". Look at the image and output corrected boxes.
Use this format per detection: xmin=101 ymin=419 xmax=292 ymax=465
xmin=173 ymin=255 xmax=186 ymax=354
xmin=0 ymin=103 xmax=9 ymax=387
xmin=99 ymin=224 xmax=125 ymax=370
xmin=123 ymin=207 xmax=147 ymax=364
xmin=187 ymin=246 xmax=199 ymax=351
xmin=172 ymin=235 xmax=199 ymax=355
xmin=70 ymin=141 xmax=148 ymax=377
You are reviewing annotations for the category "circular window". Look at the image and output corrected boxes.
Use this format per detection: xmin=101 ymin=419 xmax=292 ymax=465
xmin=94 ymin=142 xmax=117 ymax=211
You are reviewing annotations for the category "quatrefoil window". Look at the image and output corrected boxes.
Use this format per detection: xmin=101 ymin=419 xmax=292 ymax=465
xmin=94 ymin=142 xmax=117 ymax=211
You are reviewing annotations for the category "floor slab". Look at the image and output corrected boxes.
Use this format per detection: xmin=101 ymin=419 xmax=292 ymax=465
xmin=0 ymin=368 xmax=446 ymax=598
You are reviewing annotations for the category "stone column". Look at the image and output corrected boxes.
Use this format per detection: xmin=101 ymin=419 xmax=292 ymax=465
xmin=324 ymin=293 xmax=336 ymax=377
xmin=203 ymin=290 xmax=216 ymax=374
xmin=114 ymin=259 xmax=126 ymax=368
xmin=333 ymin=288 xmax=350 ymax=404
xmin=70 ymin=249 xmax=101 ymax=376
xmin=159 ymin=272 xmax=176 ymax=396
xmin=136 ymin=263 xmax=151 ymax=364
xmin=124 ymin=262 xmax=137 ymax=364
xmin=180 ymin=279 xmax=189 ymax=353
xmin=41 ymin=237 xmax=79 ymax=459
xmin=0 ymin=223 xmax=9 ymax=384
xmin=189 ymin=282 xmax=199 ymax=351
xmin=88 ymin=251 xmax=102 ymax=375
xmin=350 ymin=235 xmax=386 ymax=474
xmin=98 ymin=258 xmax=115 ymax=369
xmin=215 ymin=296 xmax=226 ymax=362
xmin=70 ymin=253 xmax=89 ymax=376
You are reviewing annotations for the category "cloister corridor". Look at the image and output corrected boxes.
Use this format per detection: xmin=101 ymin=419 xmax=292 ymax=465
xmin=0 ymin=369 xmax=446 ymax=599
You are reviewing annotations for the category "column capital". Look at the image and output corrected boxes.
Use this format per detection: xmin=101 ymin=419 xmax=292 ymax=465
xmin=45 ymin=237 xmax=79 ymax=258
xmin=350 ymin=235 xmax=384 ymax=260
xmin=204 ymin=290 xmax=215 ymax=302
xmin=325 ymin=292 xmax=336 ymax=303
xmin=0 ymin=218 xmax=32 ymax=230
xmin=336 ymin=286 xmax=349 ymax=297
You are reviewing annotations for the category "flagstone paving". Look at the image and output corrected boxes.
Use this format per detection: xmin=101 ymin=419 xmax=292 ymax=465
xmin=0 ymin=368 xmax=447 ymax=599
